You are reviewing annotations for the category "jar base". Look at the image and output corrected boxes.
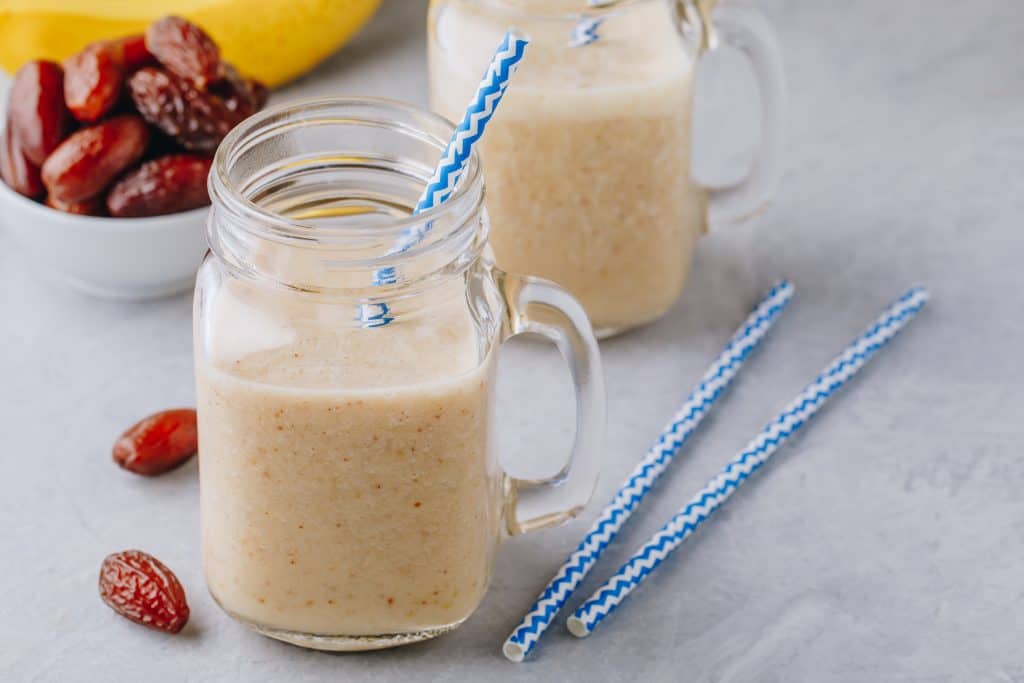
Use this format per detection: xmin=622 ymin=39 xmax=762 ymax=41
xmin=244 ymin=617 xmax=465 ymax=652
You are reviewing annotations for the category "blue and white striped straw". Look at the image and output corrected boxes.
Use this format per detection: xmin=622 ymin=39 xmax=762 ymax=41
xmin=502 ymin=280 xmax=795 ymax=662
xmin=371 ymin=31 xmax=529 ymax=288
xmin=569 ymin=17 xmax=602 ymax=47
xmin=566 ymin=286 xmax=929 ymax=638
xmin=568 ymin=0 xmax=621 ymax=47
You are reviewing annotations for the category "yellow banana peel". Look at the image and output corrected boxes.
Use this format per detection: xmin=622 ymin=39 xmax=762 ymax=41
xmin=0 ymin=0 xmax=382 ymax=87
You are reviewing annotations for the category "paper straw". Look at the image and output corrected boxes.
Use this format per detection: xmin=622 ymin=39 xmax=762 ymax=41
xmin=371 ymin=31 xmax=529 ymax=288
xmin=570 ymin=0 xmax=624 ymax=46
xmin=502 ymin=280 xmax=795 ymax=662
xmin=566 ymin=286 xmax=929 ymax=639
xmin=569 ymin=17 xmax=602 ymax=47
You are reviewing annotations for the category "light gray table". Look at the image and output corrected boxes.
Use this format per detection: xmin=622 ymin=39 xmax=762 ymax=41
xmin=2 ymin=1 xmax=1021 ymax=681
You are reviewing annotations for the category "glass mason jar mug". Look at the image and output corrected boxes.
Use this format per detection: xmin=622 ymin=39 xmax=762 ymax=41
xmin=194 ymin=99 xmax=604 ymax=651
xmin=428 ymin=0 xmax=785 ymax=337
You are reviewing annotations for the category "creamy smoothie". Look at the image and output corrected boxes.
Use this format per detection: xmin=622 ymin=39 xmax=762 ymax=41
xmin=196 ymin=279 xmax=502 ymax=638
xmin=430 ymin=0 xmax=702 ymax=333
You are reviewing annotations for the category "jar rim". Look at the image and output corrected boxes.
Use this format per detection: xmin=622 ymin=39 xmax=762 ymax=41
xmin=209 ymin=96 xmax=484 ymax=253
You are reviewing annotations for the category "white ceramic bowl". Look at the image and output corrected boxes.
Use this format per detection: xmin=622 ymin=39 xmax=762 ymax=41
xmin=0 ymin=179 xmax=209 ymax=300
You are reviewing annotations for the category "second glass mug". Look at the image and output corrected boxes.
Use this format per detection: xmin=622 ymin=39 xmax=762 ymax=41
xmin=428 ymin=0 xmax=786 ymax=337
xmin=194 ymin=99 xmax=604 ymax=650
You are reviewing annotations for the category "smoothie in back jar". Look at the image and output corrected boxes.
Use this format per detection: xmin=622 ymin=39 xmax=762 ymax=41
xmin=429 ymin=0 xmax=703 ymax=336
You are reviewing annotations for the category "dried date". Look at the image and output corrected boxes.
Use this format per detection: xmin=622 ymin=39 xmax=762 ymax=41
xmin=64 ymin=42 xmax=125 ymax=123
xmin=215 ymin=64 xmax=267 ymax=117
xmin=0 ymin=125 xmax=44 ymax=198
xmin=41 ymin=115 xmax=150 ymax=202
xmin=145 ymin=16 xmax=221 ymax=89
xmin=112 ymin=408 xmax=198 ymax=475
xmin=9 ymin=60 xmax=72 ymax=165
xmin=247 ymin=79 xmax=269 ymax=111
xmin=128 ymin=67 xmax=244 ymax=153
xmin=107 ymin=155 xmax=212 ymax=218
xmin=99 ymin=550 xmax=190 ymax=633
xmin=45 ymin=193 xmax=106 ymax=216
xmin=114 ymin=34 xmax=155 ymax=72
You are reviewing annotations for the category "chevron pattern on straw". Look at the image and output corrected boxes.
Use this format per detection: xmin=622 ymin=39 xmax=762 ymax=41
xmin=356 ymin=302 xmax=393 ymax=328
xmin=414 ymin=32 xmax=527 ymax=212
xmin=569 ymin=17 xmax=603 ymax=47
xmin=502 ymin=281 xmax=794 ymax=662
xmin=371 ymin=31 xmax=529 ymax=288
xmin=566 ymin=286 xmax=929 ymax=637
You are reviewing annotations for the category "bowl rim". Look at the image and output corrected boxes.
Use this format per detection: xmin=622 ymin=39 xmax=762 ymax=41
xmin=0 ymin=173 xmax=209 ymax=230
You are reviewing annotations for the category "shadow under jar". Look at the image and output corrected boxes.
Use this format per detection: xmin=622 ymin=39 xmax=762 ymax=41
xmin=194 ymin=98 xmax=604 ymax=651
xmin=428 ymin=0 xmax=785 ymax=337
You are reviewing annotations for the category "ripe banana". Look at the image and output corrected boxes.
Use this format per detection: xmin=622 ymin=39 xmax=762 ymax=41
xmin=0 ymin=0 xmax=382 ymax=87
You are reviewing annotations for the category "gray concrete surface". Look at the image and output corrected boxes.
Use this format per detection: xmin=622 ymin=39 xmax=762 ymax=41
xmin=2 ymin=1 xmax=1022 ymax=681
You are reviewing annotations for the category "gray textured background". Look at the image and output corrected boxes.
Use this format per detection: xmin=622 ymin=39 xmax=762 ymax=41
xmin=2 ymin=1 xmax=1022 ymax=681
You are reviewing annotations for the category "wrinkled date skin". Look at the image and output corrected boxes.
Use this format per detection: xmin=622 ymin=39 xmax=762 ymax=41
xmin=112 ymin=408 xmax=198 ymax=476
xmin=145 ymin=16 xmax=221 ymax=89
xmin=99 ymin=550 xmax=190 ymax=633
xmin=247 ymin=79 xmax=269 ymax=111
xmin=128 ymin=67 xmax=247 ymax=153
xmin=64 ymin=42 xmax=125 ymax=123
xmin=216 ymin=64 xmax=268 ymax=117
xmin=41 ymin=114 xmax=150 ymax=202
xmin=45 ymin=193 xmax=106 ymax=216
xmin=9 ymin=60 xmax=72 ymax=165
xmin=107 ymin=154 xmax=212 ymax=217
xmin=0 ymin=126 xmax=44 ymax=198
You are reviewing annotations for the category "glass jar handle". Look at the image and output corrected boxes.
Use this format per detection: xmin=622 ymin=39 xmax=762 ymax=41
xmin=697 ymin=3 xmax=787 ymax=227
xmin=495 ymin=269 xmax=605 ymax=536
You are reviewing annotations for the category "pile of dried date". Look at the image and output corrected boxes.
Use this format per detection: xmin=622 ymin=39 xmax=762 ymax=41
xmin=0 ymin=16 xmax=266 ymax=217
xmin=100 ymin=408 xmax=198 ymax=633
